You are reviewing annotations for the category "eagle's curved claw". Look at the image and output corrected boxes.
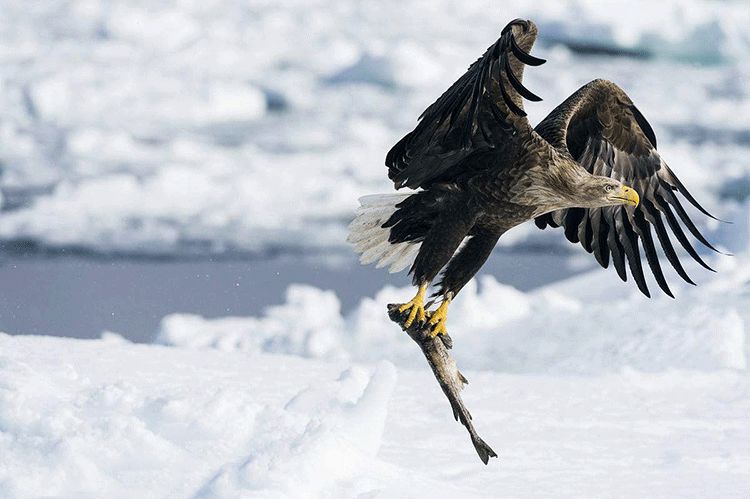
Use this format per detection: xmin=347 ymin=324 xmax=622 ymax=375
xmin=397 ymin=283 xmax=428 ymax=328
xmin=427 ymin=298 xmax=451 ymax=338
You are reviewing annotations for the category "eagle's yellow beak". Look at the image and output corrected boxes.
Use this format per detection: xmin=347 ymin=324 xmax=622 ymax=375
xmin=616 ymin=185 xmax=640 ymax=207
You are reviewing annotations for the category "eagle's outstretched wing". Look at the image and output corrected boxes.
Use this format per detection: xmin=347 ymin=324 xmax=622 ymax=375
xmin=386 ymin=19 xmax=546 ymax=190
xmin=535 ymin=79 xmax=719 ymax=297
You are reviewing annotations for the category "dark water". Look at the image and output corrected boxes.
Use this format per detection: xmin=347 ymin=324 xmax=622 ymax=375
xmin=0 ymin=248 xmax=592 ymax=342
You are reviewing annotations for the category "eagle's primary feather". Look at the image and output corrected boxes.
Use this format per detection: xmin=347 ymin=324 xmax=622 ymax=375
xmin=348 ymin=19 xmax=718 ymax=338
xmin=533 ymin=79 xmax=719 ymax=297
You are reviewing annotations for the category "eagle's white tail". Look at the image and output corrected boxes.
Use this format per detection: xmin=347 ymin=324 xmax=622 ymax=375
xmin=347 ymin=193 xmax=421 ymax=273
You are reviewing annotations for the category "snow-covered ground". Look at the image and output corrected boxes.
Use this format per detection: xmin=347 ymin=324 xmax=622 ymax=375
xmin=2 ymin=252 xmax=750 ymax=497
xmin=0 ymin=0 xmax=748 ymax=255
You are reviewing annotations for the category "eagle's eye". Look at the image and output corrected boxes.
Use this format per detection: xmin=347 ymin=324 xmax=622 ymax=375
xmin=604 ymin=184 xmax=614 ymax=193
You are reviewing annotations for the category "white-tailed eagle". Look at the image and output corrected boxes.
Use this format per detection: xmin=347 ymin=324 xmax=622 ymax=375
xmin=348 ymin=19 xmax=717 ymax=337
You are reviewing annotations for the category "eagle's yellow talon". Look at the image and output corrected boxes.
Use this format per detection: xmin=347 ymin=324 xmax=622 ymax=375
xmin=428 ymin=322 xmax=447 ymax=337
xmin=427 ymin=298 xmax=451 ymax=337
xmin=397 ymin=283 xmax=428 ymax=328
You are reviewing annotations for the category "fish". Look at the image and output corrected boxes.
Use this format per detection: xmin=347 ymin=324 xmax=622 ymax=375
xmin=387 ymin=304 xmax=498 ymax=464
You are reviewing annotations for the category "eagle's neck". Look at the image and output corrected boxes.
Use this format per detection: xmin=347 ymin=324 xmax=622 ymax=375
xmin=519 ymin=159 xmax=594 ymax=216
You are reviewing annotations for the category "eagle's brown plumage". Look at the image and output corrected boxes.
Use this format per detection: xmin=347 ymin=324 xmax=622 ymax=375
xmin=348 ymin=19 xmax=717 ymax=337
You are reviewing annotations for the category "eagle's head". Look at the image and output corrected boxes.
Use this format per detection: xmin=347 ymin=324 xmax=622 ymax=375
xmin=578 ymin=176 xmax=640 ymax=208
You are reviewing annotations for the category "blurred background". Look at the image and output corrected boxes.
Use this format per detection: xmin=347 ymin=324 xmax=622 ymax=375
xmin=0 ymin=0 xmax=748 ymax=342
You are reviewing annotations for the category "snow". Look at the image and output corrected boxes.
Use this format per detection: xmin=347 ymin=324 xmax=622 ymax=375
xmin=0 ymin=334 xmax=397 ymax=497
xmin=0 ymin=0 xmax=748 ymax=255
xmin=1 ymin=250 xmax=748 ymax=496
xmin=2 ymin=298 xmax=750 ymax=496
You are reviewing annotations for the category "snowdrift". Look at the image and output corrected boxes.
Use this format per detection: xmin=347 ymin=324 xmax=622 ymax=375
xmin=156 ymin=256 xmax=750 ymax=374
xmin=0 ymin=334 xmax=398 ymax=497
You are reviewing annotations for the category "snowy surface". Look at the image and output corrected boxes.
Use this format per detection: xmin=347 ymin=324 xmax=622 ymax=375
xmin=0 ymin=0 xmax=748 ymax=255
xmin=2 ymin=250 xmax=749 ymax=497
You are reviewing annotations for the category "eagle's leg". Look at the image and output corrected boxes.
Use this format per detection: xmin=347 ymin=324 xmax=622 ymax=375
xmin=395 ymin=201 xmax=479 ymax=334
xmin=427 ymin=231 xmax=501 ymax=336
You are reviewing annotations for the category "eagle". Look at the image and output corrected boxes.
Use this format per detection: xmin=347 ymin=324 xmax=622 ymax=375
xmin=348 ymin=19 xmax=717 ymax=338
